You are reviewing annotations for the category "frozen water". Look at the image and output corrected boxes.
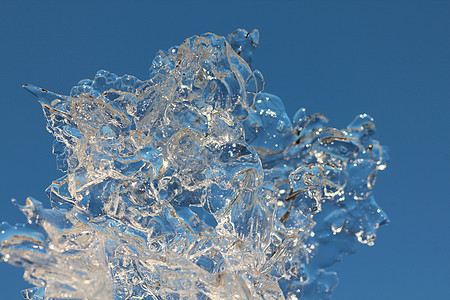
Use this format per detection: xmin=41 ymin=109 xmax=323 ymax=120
xmin=0 ymin=29 xmax=389 ymax=299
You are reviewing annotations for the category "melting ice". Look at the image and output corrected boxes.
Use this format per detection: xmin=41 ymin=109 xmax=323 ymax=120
xmin=0 ymin=29 xmax=389 ymax=299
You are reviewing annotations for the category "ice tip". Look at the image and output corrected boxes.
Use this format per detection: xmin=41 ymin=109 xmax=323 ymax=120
xmin=22 ymin=83 xmax=69 ymax=106
xmin=22 ymin=83 xmax=49 ymax=97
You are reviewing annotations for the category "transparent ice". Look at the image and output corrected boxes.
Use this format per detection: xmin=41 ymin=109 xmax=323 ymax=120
xmin=0 ymin=29 xmax=389 ymax=299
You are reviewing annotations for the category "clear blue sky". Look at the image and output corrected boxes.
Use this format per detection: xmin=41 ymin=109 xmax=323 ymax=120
xmin=0 ymin=1 xmax=449 ymax=299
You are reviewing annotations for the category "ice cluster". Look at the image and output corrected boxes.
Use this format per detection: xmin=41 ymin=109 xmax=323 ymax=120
xmin=0 ymin=29 xmax=389 ymax=299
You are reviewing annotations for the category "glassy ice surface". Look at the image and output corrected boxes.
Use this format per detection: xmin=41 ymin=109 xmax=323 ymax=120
xmin=0 ymin=29 xmax=389 ymax=299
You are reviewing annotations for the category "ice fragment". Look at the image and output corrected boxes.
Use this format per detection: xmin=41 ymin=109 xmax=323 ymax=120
xmin=1 ymin=29 xmax=389 ymax=299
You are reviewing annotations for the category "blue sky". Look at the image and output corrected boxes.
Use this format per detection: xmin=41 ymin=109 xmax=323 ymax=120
xmin=0 ymin=1 xmax=449 ymax=299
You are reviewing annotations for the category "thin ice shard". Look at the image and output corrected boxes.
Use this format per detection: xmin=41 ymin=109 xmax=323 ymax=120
xmin=0 ymin=29 xmax=389 ymax=299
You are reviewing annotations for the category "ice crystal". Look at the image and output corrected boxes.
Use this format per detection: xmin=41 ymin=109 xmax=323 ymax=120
xmin=0 ymin=29 xmax=389 ymax=299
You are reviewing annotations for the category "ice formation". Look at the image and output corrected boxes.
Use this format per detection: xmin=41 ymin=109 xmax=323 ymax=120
xmin=0 ymin=29 xmax=389 ymax=299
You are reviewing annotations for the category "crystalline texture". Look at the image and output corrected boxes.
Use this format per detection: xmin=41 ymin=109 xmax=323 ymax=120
xmin=0 ymin=29 xmax=389 ymax=299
